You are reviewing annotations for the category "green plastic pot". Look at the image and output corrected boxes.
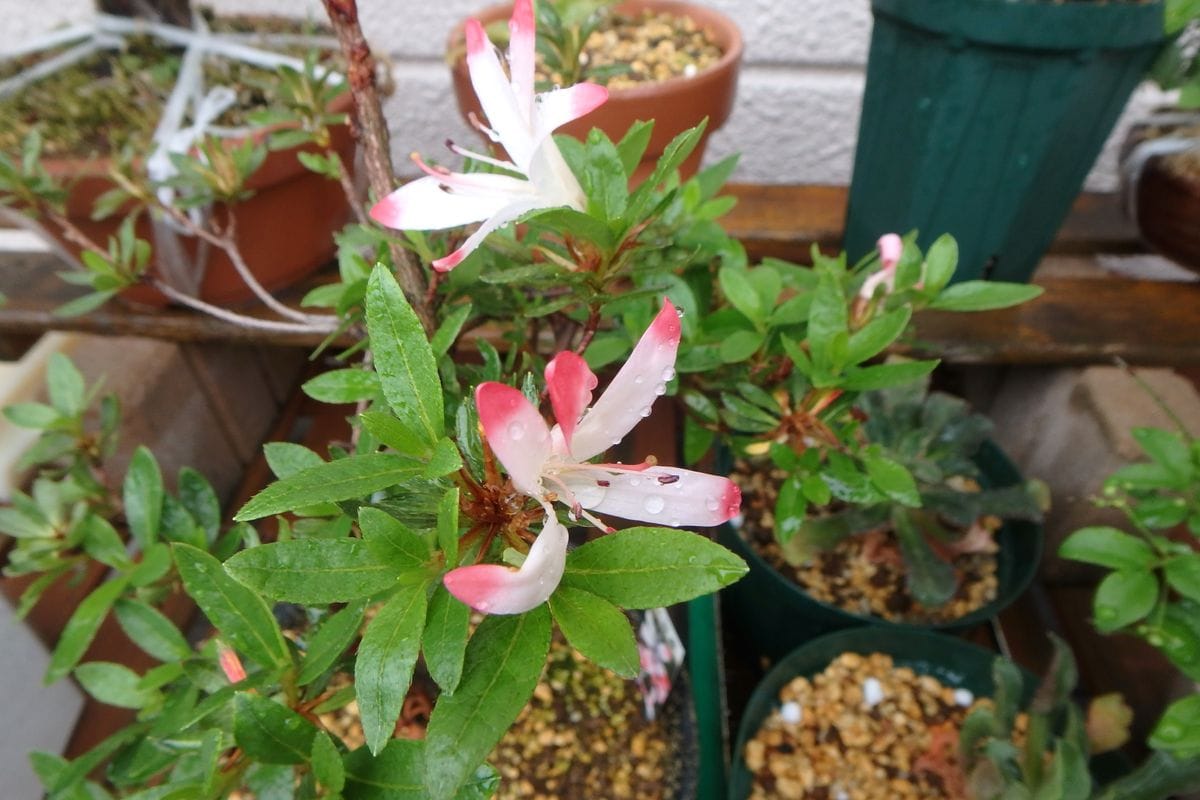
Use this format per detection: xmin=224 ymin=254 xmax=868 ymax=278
xmin=718 ymin=440 xmax=1043 ymax=663
xmin=844 ymin=0 xmax=1166 ymax=283
xmin=726 ymin=627 xmax=1034 ymax=799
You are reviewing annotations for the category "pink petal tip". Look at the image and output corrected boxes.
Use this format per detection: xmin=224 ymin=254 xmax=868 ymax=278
xmin=877 ymin=233 xmax=903 ymax=270
xmin=465 ymin=18 xmax=488 ymax=56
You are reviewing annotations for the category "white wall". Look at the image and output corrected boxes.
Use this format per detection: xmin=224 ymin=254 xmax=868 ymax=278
xmin=0 ymin=0 xmax=1172 ymax=190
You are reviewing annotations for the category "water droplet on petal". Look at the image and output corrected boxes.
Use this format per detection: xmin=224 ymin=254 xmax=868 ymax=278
xmin=661 ymin=367 xmax=676 ymax=381
xmin=629 ymin=476 xmax=641 ymax=487
xmin=644 ymin=496 xmax=665 ymax=514
xmin=654 ymin=383 xmax=667 ymax=395
xmin=640 ymin=406 xmax=653 ymax=417
xmin=634 ymin=375 xmax=644 ymax=384
xmin=705 ymin=497 xmax=720 ymax=512
xmin=507 ymin=422 xmax=525 ymax=441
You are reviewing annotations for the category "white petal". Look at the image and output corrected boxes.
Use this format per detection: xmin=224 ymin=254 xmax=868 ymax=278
xmin=560 ymin=465 xmax=741 ymax=527
xmin=507 ymin=0 xmax=536 ymax=122
xmin=534 ymin=83 xmax=608 ymax=143
xmin=474 ymin=382 xmax=552 ymax=497
xmin=370 ymin=176 xmax=508 ymax=232
xmin=432 ymin=199 xmax=543 ymax=271
xmin=442 ymin=517 xmax=568 ymax=614
xmin=464 ymin=18 xmax=535 ymax=171
xmin=569 ymin=301 xmax=681 ymax=461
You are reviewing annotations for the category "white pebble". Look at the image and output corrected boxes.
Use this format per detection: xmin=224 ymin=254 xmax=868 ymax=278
xmin=834 ymin=789 xmax=849 ymax=800
xmin=683 ymin=63 xmax=698 ymax=78
xmin=954 ymin=688 xmax=975 ymax=707
xmin=779 ymin=701 xmax=803 ymax=724
xmin=862 ymin=677 xmax=884 ymax=708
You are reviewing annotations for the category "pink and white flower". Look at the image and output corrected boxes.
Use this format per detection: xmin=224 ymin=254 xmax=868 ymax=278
xmin=442 ymin=301 xmax=742 ymax=614
xmin=858 ymin=233 xmax=904 ymax=299
xmin=369 ymin=0 xmax=607 ymax=271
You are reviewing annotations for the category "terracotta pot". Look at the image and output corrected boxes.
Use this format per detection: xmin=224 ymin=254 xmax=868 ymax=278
xmin=42 ymin=91 xmax=356 ymax=307
xmin=1136 ymin=153 xmax=1200 ymax=276
xmin=448 ymin=0 xmax=742 ymax=181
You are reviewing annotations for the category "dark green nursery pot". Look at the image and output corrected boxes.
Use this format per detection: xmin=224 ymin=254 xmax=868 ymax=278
xmin=718 ymin=441 xmax=1043 ymax=663
xmin=844 ymin=0 xmax=1166 ymax=283
xmin=726 ymin=627 xmax=1034 ymax=799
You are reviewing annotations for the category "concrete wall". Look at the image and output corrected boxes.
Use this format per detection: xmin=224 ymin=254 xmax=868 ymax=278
xmin=0 ymin=0 xmax=1173 ymax=190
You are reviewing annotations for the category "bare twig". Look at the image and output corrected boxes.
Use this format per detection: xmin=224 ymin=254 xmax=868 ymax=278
xmin=320 ymin=0 xmax=434 ymax=334
xmin=331 ymin=151 xmax=369 ymax=225
xmin=151 ymin=279 xmax=337 ymax=334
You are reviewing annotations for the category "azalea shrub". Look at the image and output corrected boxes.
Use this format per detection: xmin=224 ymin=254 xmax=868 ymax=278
xmin=3 ymin=2 xmax=1048 ymax=799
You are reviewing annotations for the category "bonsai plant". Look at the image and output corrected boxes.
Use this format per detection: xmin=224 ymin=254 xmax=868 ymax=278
xmin=844 ymin=0 xmax=1168 ymax=283
xmin=446 ymin=0 xmax=743 ymax=180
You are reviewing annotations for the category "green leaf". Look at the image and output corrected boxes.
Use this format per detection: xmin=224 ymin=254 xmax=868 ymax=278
xmin=366 ymin=265 xmax=443 ymax=446
xmin=360 ymin=410 xmax=435 ymax=458
xmin=224 ymin=539 xmax=399 ymax=604
xmin=425 ymin=438 xmax=463 ymax=478
xmin=718 ymin=267 xmax=764 ymax=325
xmin=1149 ymin=694 xmax=1200 ymax=754
xmin=80 ymin=514 xmax=132 ymax=569
xmin=124 ymin=446 xmax=163 ymax=550
xmin=233 ymin=692 xmax=319 ymax=764
xmin=47 ymin=353 xmax=85 ymax=416
xmin=235 ymin=453 xmax=423 ymax=521
xmin=864 ymin=453 xmax=921 ymax=507
xmin=562 ymin=527 xmax=747 ymax=609
xmin=1133 ymin=427 xmax=1193 ymax=479
xmin=3 ymin=402 xmax=60 ymax=429
xmin=128 ymin=543 xmax=171 ymax=587
xmin=425 ymin=607 xmax=551 ymax=800
xmin=0 ymin=506 xmax=51 ymax=539
xmin=359 ymin=506 xmax=432 ymax=575
xmin=423 ymin=584 xmax=470 ymax=694
xmin=438 ymin=488 xmax=460 ymax=567
xmin=1166 ymin=553 xmax=1200 ymax=604
xmin=430 ymin=302 xmax=473 ymax=359
xmin=808 ymin=271 xmax=848 ymax=375
xmin=928 ymin=281 xmax=1043 ymax=312
xmin=178 ymin=467 xmax=220 ymax=542
xmin=1093 ymin=569 xmax=1158 ymax=633
xmin=357 ymin=580 xmax=430 ymax=755
xmin=46 ymin=577 xmax=130 ymax=683
xmin=297 ymin=600 xmax=367 ymax=685
xmin=615 ymin=119 xmax=654 ymax=177
xmin=263 ymin=441 xmax=324 ymax=478
xmin=114 ymin=598 xmax=191 ymax=661
xmin=173 ymin=544 xmax=290 ymax=671
xmin=311 ymin=731 xmax=346 ymax=795
xmin=1059 ymin=526 xmax=1156 ymax=571
xmin=344 ymin=740 xmax=499 ymax=800
xmin=846 ymin=307 xmax=911 ymax=365
xmin=839 ymin=359 xmax=939 ymax=391
xmin=894 ymin=511 xmax=957 ymax=607
xmin=75 ymin=662 xmax=153 ymax=709
xmin=549 ymin=585 xmax=638 ymax=677
xmin=302 ymin=368 xmax=381 ymax=403
xmin=921 ymin=234 xmax=959 ymax=294
xmin=718 ymin=330 xmax=765 ymax=363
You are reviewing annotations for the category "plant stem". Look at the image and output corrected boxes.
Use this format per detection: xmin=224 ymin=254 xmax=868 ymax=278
xmin=320 ymin=0 xmax=434 ymax=334
xmin=331 ymin=149 xmax=368 ymax=225
xmin=151 ymin=279 xmax=337 ymax=334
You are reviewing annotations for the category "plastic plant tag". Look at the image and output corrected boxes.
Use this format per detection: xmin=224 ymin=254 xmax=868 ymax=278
xmin=634 ymin=607 xmax=686 ymax=720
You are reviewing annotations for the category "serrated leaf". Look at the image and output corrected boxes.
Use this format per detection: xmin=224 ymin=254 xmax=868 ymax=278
xmin=174 ymin=544 xmax=290 ymax=671
xmin=235 ymin=453 xmax=423 ymax=521
xmin=233 ymin=692 xmax=319 ymax=764
xmin=423 ymin=584 xmax=470 ymax=694
xmin=366 ymin=265 xmax=443 ymax=446
xmin=357 ymin=580 xmax=429 ymax=755
xmin=424 ymin=607 xmax=551 ymax=800
xmin=562 ymin=527 xmax=747 ymax=609
xmin=225 ymin=539 xmax=399 ymax=604
xmin=548 ymin=585 xmax=638 ymax=677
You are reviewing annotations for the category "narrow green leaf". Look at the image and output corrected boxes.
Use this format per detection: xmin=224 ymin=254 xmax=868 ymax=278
xmin=75 ymin=662 xmax=153 ymax=709
xmin=311 ymin=731 xmax=346 ymax=795
xmin=46 ymin=577 xmax=130 ymax=683
xmin=1059 ymin=526 xmax=1156 ymax=571
xmin=430 ymin=302 xmax=473 ymax=358
xmin=366 ymin=265 xmax=443 ymax=446
xmin=359 ymin=506 xmax=432 ymax=574
xmin=302 ymin=368 xmax=382 ymax=403
xmin=839 ymin=359 xmax=939 ymax=391
xmin=359 ymin=410 xmax=435 ymax=458
xmin=80 ymin=514 xmax=132 ymax=569
xmin=3 ymin=402 xmax=60 ymax=429
xmin=425 ymin=438 xmax=463 ymax=478
xmin=928 ymin=281 xmax=1043 ymax=312
xmin=343 ymin=740 xmax=499 ymax=800
xmin=846 ymin=307 xmax=912 ymax=365
xmin=562 ymin=527 xmax=748 ymax=609
xmin=549 ymin=586 xmax=638 ymax=677
xmin=615 ymin=119 xmax=654 ymax=177
xmin=124 ymin=446 xmax=163 ymax=550
xmin=1093 ymin=569 xmax=1158 ymax=633
xmin=422 ymin=584 xmax=470 ymax=694
xmin=46 ymin=353 xmax=85 ymax=416
xmin=718 ymin=267 xmax=764 ymax=325
xmin=438 ymin=488 xmax=460 ymax=566
xmin=297 ymin=600 xmax=367 ymax=686
xmin=424 ymin=607 xmax=551 ymax=800
xmin=178 ymin=467 xmax=220 ymax=542
xmin=224 ymin=539 xmax=398 ymax=604
xmin=235 ymin=453 xmax=423 ymax=521
xmin=357 ymin=580 xmax=429 ymax=755
xmin=263 ymin=441 xmax=324 ymax=478
xmin=173 ymin=544 xmax=290 ymax=671
xmin=115 ymin=598 xmax=191 ymax=661
xmin=233 ymin=692 xmax=319 ymax=764
xmin=865 ymin=453 xmax=921 ymax=507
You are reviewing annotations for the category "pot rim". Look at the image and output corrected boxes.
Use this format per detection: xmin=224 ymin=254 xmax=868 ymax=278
xmin=723 ymin=439 xmax=1044 ymax=632
xmin=447 ymin=0 xmax=744 ymax=101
